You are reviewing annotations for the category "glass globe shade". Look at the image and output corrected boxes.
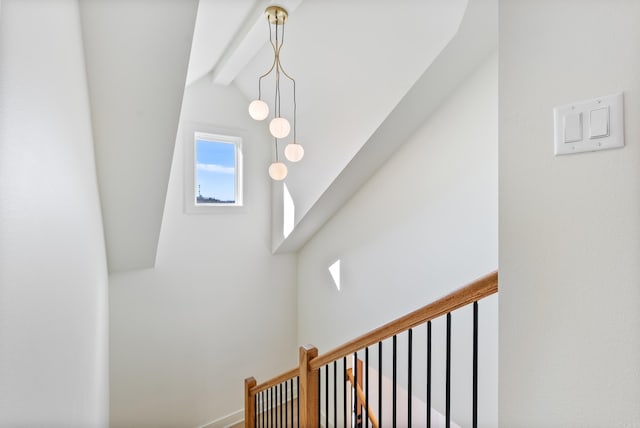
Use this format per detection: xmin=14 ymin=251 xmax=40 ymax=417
xmin=248 ymin=100 xmax=269 ymax=121
xmin=284 ymin=143 xmax=304 ymax=162
xmin=269 ymin=117 xmax=291 ymax=139
xmin=268 ymin=162 xmax=288 ymax=181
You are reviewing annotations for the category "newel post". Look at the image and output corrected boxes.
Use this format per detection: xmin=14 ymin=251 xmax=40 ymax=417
xmin=244 ymin=377 xmax=256 ymax=428
xmin=299 ymin=345 xmax=319 ymax=428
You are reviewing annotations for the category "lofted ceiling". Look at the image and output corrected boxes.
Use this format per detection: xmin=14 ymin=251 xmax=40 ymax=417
xmin=84 ymin=0 xmax=495 ymax=272
xmin=190 ymin=0 xmax=469 ymax=220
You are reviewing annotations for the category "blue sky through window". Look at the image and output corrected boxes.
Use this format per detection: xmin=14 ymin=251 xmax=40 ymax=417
xmin=195 ymin=139 xmax=236 ymax=203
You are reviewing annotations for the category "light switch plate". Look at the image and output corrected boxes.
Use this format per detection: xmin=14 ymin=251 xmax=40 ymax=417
xmin=553 ymin=92 xmax=624 ymax=155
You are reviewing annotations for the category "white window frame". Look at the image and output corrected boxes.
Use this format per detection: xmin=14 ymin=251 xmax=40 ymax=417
xmin=183 ymin=123 xmax=245 ymax=214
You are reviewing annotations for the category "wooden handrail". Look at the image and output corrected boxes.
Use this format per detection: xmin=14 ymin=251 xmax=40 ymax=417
xmin=245 ymin=271 xmax=498 ymax=428
xmin=250 ymin=367 xmax=298 ymax=394
xmin=346 ymin=368 xmax=379 ymax=428
xmin=309 ymin=271 xmax=498 ymax=370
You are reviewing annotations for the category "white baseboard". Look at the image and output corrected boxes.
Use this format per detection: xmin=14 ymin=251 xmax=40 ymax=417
xmin=196 ymin=409 xmax=244 ymax=428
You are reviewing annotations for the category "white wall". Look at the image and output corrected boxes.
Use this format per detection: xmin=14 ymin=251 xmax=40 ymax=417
xmin=297 ymin=55 xmax=498 ymax=428
xmin=109 ymin=79 xmax=298 ymax=428
xmin=79 ymin=0 xmax=198 ymax=273
xmin=0 ymin=1 xmax=109 ymax=427
xmin=499 ymin=1 xmax=640 ymax=426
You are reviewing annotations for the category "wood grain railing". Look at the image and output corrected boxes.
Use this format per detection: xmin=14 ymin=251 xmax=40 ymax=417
xmin=245 ymin=271 xmax=498 ymax=428
xmin=245 ymin=368 xmax=299 ymax=428
xmin=251 ymin=368 xmax=298 ymax=395
xmin=309 ymin=271 xmax=497 ymax=371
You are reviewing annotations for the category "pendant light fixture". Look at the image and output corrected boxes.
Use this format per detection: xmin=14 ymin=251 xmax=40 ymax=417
xmin=248 ymin=5 xmax=304 ymax=181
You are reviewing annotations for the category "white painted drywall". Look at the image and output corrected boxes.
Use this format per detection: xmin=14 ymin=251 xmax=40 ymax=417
xmin=109 ymin=80 xmax=298 ymax=428
xmin=499 ymin=1 xmax=640 ymax=426
xmin=270 ymin=0 xmax=498 ymax=255
xmin=297 ymin=55 xmax=498 ymax=428
xmin=0 ymin=0 xmax=109 ymax=426
xmin=79 ymin=0 xmax=198 ymax=273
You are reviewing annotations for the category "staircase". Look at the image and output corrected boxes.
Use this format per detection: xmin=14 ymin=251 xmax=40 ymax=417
xmin=244 ymin=271 xmax=498 ymax=427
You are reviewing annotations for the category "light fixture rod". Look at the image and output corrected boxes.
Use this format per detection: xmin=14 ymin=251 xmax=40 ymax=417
xmin=248 ymin=5 xmax=304 ymax=179
xmin=277 ymin=23 xmax=297 ymax=143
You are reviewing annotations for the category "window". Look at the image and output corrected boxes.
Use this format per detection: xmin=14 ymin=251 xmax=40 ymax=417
xmin=193 ymin=132 xmax=243 ymax=207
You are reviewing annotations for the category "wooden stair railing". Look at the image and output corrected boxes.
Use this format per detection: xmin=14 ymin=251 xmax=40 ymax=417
xmin=246 ymin=368 xmax=299 ymax=428
xmin=245 ymin=270 xmax=498 ymax=428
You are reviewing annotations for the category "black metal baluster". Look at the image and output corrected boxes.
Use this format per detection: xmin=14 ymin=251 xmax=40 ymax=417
xmin=285 ymin=381 xmax=288 ymax=428
xmin=333 ymin=360 xmax=337 ymax=428
xmin=408 ymin=328 xmax=413 ymax=427
xmin=354 ymin=351 xmax=359 ymax=428
xmin=290 ymin=378 xmax=294 ymax=428
xmin=473 ymin=301 xmax=479 ymax=428
xmin=265 ymin=389 xmax=268 ymax=428
xmin=343 ymin=357 xmax=347 ymax=428
xmin=378 ymin=341 xmax=382 ymax=428
xmin=427 ymin=321 xmax=432 ymax=428
xmin=446 ymin=312 xmax=451 ymax=428
xmin=365 ymin=346 xmax=369 ymax=428
xmin=271 ymin=387 xmax=274 ymax=428
xmin=296 ymin=377 xmax=300 ymax=428
xmin=392 ymin=335 xmax=397 ymax=428
xmin=325 ymin=364 xmax=329 ymax=428
xmin=280 ymin=383 xmax=283 ymax=428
